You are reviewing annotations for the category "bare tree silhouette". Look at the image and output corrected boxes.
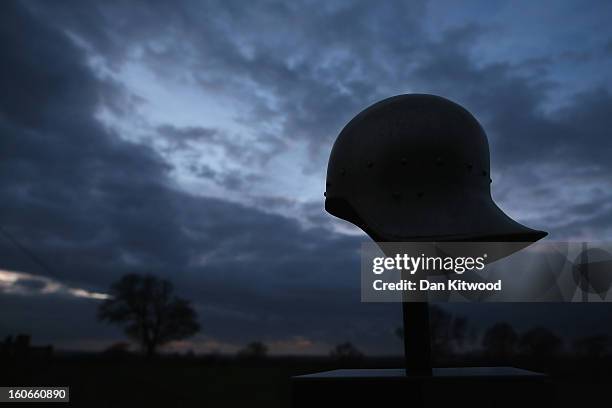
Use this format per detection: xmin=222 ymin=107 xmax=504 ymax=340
xmin=98 ymin=274 xmax=200 ymax=357
xmin=330 ymin=342 xmax=364 ymax=362
xmin=573 ymin=335 xmax=611 ymax=358
xmin=519 ymin=327 xmax=562 ymax=359
xmin=431 ymin=306 xmax=470 ymax=356
xmin=238 ymin=341 xmax=268 ymax=358
xmin=396 ymin=306 xmax=471 ymax=357
xmin=482 ymin=322 xmax=518 ymax=360
xmin=102 ymin=341 xmax=131 ymax=357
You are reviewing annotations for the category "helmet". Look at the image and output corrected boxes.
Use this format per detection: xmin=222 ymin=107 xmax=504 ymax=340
xmin=325 ymin=94 xmax=547 ymax=243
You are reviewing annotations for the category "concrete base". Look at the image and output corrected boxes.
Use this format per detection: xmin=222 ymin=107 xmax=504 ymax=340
xmin=292 ymin=367 xmax=553 ymax=408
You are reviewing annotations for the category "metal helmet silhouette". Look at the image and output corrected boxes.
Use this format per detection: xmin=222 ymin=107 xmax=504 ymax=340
xmin=325 ymin=94 xmax=547 ymax=243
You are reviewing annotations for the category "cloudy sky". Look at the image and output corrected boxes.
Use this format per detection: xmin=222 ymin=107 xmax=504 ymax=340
xmin=1 ymin=0 xmax=612 ymax=355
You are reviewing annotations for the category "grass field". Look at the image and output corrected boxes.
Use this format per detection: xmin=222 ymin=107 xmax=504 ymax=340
xmin=1 ymin=354 xmax=610 ymax=407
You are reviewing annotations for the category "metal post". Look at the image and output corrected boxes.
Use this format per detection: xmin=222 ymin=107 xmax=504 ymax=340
xmin=401 ymin=301 xmax=432 ymax=376
xmin=401 ymin=267 xmax=432 ymax=376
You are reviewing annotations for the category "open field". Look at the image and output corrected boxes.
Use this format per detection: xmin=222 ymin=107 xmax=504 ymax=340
xmin=1 ymin=354 xmax=610 ymax=407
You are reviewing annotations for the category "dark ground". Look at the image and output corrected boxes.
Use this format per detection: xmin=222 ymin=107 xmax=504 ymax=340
xmin=0 ymin=353 xmax=610 ymax=407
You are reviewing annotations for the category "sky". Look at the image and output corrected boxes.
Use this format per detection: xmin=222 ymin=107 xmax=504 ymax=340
xmin=1 ymin=0 xmax=612 ymax=355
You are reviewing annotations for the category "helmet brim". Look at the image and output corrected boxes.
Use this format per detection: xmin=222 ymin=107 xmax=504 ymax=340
xmin=326 ymin=195 xmax=547 ymax=244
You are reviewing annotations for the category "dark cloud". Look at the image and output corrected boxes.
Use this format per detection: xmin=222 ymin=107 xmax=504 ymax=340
xmin=156 ymin=124 xmax=265 ymax=191
xmin=13 ymin=278 xmax=46 ymax=291
xmin=0 ymin=291 xmax=119 ymax=347
xmin=2 ymin=0 xmax=612 ymax=353
xmin=0 ymin=1 xmax=402 ymax=353
xmin=29 ymin=1 xmax=612 ymax=238
xmin=606 ymin=39 xmax=612 ymax=55
xmin=29 ymin=0 xmax=428 ymax=153
xmin=155 ymin=125 xmax=265 ymax=164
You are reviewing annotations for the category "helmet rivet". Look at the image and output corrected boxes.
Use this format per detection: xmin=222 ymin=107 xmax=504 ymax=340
xmin=367 ymin=161 xmax=374 ymax=168
xmin=323 ymin=191 xmax=327 ymax=197
xmin=489 ymin=178 xmax=493 ymax=184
